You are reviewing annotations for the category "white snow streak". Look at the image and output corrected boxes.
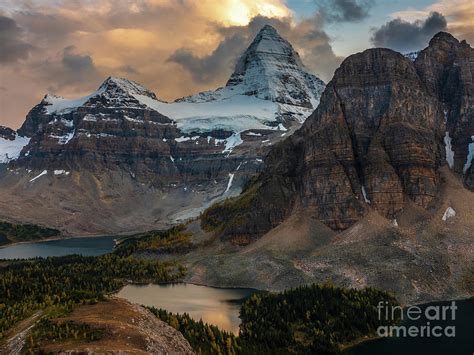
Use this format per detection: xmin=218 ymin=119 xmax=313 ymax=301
xmin=224 ymin=173 xmax=235 ymax=193
xmin=361 ymin=186 xmax=371 ymax=204
xmin=29 ymin=170 xmax=47 ymax=182
xmin=442 ymin=207 xmax=456 ymax=221
xmin=444 ymin=132 xmax=454 ymax=169
xmin=462 ymin=136 xmax=474 ymax=173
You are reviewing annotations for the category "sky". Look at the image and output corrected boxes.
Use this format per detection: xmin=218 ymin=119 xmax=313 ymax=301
xmin=0 ymin=0 xmax=473 ymax=129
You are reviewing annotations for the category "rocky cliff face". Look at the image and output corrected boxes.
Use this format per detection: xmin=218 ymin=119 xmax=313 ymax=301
xmin=414 ymin=32 xmax=474 ymax=189
xmin=205 ymin=32 xmax=472 ymax=243
xmin=0 ymin=25 xmax=325 ymax=233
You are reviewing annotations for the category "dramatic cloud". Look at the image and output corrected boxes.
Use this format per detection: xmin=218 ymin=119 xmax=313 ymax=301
xmin=391 ymin=0 xmax=474 ymax=46
xmin=168 ymin=33 xmax=246 ymax=84
xmin=0 ymin=0 xmax=345 ymax=129
xmin=169 ymin=14 xmax=342 ymax=86
xmin=62 ymin=46 xmax=95 ymax=73
xmin=371 ymin=12 xmax=447 ymax=53
xmin=318 ymin=0 xmax=374 ymax=22
xmin=0 ymin=15 xmax=34 ymax=63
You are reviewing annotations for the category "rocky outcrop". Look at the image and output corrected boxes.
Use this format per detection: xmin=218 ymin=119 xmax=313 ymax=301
xmin=0 ymin=126 xmax=16 ymax=140
xmin=37 ymin=298 xmax=194 ymax=354
xmin=208 ymin=32 xmax=472 ymax=243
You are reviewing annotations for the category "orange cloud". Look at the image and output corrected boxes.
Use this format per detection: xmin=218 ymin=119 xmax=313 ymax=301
xmin=0 ymin=0 xmax=333 ymax=130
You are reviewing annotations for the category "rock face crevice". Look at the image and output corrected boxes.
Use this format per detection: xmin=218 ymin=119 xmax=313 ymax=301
xmin=210 ymin=33 xmax=472 ymax=241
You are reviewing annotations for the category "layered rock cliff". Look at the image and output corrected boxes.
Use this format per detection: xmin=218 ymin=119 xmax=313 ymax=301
xmin=203 ymin=32 xmax=473 ymax=243
xmin=0 ymin=25 xmax=325 ymax=233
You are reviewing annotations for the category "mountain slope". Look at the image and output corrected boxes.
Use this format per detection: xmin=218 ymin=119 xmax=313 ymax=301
xmin=202 ymin=32 xmax=473 ymax=243
xmin=184 ymin=33 xmax=474 ymax=304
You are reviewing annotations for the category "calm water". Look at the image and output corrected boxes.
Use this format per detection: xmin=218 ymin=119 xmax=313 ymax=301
xmin=346 ymin=298 xmax=474 ymax=355
xmin=0 ymin=236 xmax=116 ymax=259
xmin=116 ymin=283 xmax=256 ymax=333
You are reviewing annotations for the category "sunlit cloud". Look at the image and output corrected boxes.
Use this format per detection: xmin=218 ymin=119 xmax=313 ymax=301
xmin=391 ymin=0 xmax=474 ymax=44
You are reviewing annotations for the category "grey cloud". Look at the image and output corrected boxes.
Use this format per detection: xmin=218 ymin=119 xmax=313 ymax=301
xmin=62 ymin=46 xmax=95 ymax=72
xmin=117 ymin=65 xmax=139 ymax=75
xmin=0 ymin=15 xmax=34 ymax=63
xmin=371 ymin=11 xmax=447 ymax=53
xmin=318 ymin=0 xmax=374 ymax=22
xmin=168 ymin=33 xmax=246 ymax=83
xmin=33 ymin=46 xmax=98 ymax=91
xmin=168 ymin=15 xmax=342 ymax=84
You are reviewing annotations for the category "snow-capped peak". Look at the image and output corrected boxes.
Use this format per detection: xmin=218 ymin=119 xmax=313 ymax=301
xmin=41 ymin=77 xmax=163 ymax=115
xmin=98 ymin=77 xmax=160 ymax=101
xmin=225 ymin=25 xmax=324 ymax=108
xmin=179 ymin=25 xmax=325 ymax=110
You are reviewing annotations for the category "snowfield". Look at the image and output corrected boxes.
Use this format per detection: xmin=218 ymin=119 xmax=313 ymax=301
xmin=0 ymin=135 xmax=31 ymax=163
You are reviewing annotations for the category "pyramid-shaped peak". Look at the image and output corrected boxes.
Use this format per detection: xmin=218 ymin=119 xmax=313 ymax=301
xmin=230 ymin=25 xmax=303 ymax=79
xmin=258 ymin=24 xmax=278 ymax=35
xmin=223 ymin=24 xmax=325 ymax=108
xmin=248 ymin=25 xmax=295 ymax=56
xmin=99 ymin=77 xmax=152 ymax=95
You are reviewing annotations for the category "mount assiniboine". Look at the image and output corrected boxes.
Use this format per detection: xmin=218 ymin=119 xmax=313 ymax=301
xmin=0 ymin=25 xmax=325 ymax=234
xmin=184 ymin=32 xmax=473 ymax=304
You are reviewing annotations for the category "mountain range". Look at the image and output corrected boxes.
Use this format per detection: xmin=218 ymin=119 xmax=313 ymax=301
xmin=0 ymin=27 xmax=472 ymax=304
xmin=182 ymin=31 xmax=473 ymax=304
xmin=0 ymin=25 xmax=324 ymax=234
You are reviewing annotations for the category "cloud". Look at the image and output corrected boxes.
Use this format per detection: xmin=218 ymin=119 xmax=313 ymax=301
xmin=168 ymin=33 xmax=246 ymax=83
xmin=62 ymin=46 xmax=95 ymax=73
xmin=391 ymin=0 xmax=474 ymax=46
xmin=371 ymin=12 xmax=447 ymax=53
xmin=0 ymin=0 xmax=341 ymax=129
xmin=168 ymin=14 xmax=342 ymax=85
xmin=318 ymin=0 xmax=374 ymax=22
xmin=0 ymin=15 xmax=34 ymax=63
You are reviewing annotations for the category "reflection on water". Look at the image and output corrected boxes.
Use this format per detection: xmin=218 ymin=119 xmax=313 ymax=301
xmin=116 ymin=283 xmax=255 ymax=333
xmin=0 ymin=236 xmax=116 ymax=259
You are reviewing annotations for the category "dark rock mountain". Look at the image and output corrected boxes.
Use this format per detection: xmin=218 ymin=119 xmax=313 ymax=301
xmin=414 ymin=32 xmax=474 ymax=189
xmin=205 ymin=32 xmax=473 ymax=243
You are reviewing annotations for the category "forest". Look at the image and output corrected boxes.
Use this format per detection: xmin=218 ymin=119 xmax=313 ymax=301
xmin=113 ymin=224 xmax=193 ymax=257
xmin=0 ymin=221 xmax=60 ymax=245
xmin=150 ymin=284 xmax=400 ymax=354
xmin=0 ymin=254 xmax=184 ymax=338
xmin=149 ymin=307 xmax=240 ymax=354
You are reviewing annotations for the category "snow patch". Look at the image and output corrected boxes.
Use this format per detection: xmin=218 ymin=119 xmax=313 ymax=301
xmin=0 ymin=135 xmax=31 ymax=163
xmin=50 ymin=130 xmax=75 ymax=144
xmin=444 ymin=132 xmax=455 ymax=169
xmin=361 ymin=186 xmax=371 ymax=204
xmin=223 ymin=133 xmax=243 ymax=154
xmin=54 ymin=170 xmax=70 ymax=176
xmin=124 ymin=115 xmax=143 ymax=123
xmin=29 ymin=170 xmax=47 ymax=182
xmin=462 ymin=135 xmax=474 ymax=173
xmin=442 ymin=207 xmax=456 ymax=221
xmin=224 ymin=173 xmax=235 ymax=193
